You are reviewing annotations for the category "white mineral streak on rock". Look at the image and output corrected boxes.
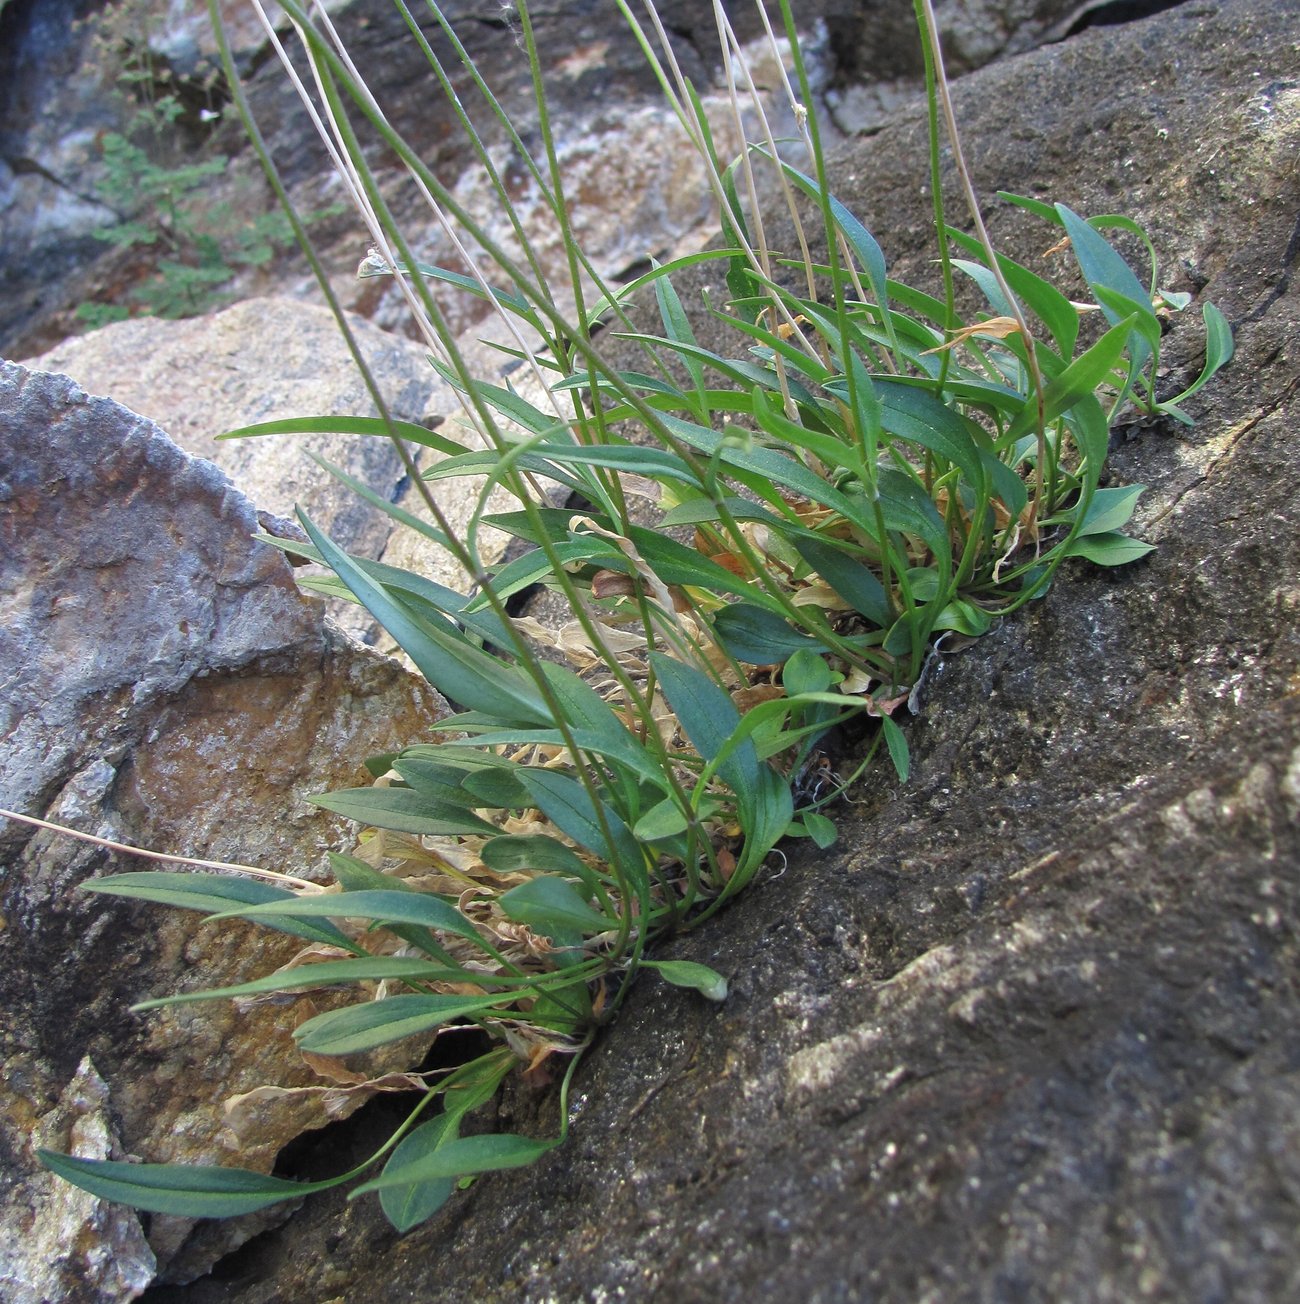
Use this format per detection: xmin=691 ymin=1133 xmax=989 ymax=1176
xmin=0 ymin=1059 xmax=155 ymax=1304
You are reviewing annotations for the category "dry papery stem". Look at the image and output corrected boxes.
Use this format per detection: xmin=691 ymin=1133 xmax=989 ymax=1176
xmin=0 ymin=807 xmax=321 ymax=892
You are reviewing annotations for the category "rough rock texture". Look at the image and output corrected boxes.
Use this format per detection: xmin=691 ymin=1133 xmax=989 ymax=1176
xmin=139 ymin=1 xmax=1300 ymax=1300
xmin=21 ymin=297 xmax=548 ymax=648
xmin=0 ymin=363 xmax=442 ymax=1299
xmin=25 ymin=297 xmax=446 ymax=563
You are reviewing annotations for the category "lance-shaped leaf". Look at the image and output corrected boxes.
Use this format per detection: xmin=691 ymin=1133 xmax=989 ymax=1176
xmin=131 ymin=955 xmax=482 ymax=1011
xmin=1003 ymin=315 xmax=1136 ymax=444
xmin=81 ymin=873 xmax=354 ymax=950
xmin=498 ymin=875 xmax=611 ymax=938
xmin=218 ymin=413 xmax=465 ymax=458
xmin=293 ymin=992 xmax=518 ymax=1056
xmin=649 ymin=651 xmax=755 ymax=797
xmin=308 ymin=785 xmax=497 ymax=837
xmin=712 ymin=603 xmax=829 ymax=665
xmin=37 ymin=1151 xmax=340 ymax=1217
xmin=297 ymin=512 xmax=551 ymax=727
xmin=351 ymin=1133 xmax=557 ymax=1197
xmin=479 ymin=834 xmax=592 ymax=883
xmin=516 ymin=769 xmax=646 ymax=887
xmin=207 ymin=888 xmax=488 ymax=950
xmin=1056 ymin=204 xmax=1158 ymax=373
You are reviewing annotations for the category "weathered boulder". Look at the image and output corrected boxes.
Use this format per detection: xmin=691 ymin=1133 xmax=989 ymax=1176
xmin=137 ymin=1 xmax=1300 ymax=1300
xmin=20 ymin=297 xmax=553 ymax=648
xmin=0 ymin=362 xmax=442 ymax=1299
xmin=25 ymin=297 xmax=446 ymax=565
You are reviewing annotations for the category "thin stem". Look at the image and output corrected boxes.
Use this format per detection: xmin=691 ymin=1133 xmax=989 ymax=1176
xmin=0 ymin=808 xmax=323 ymax=892
xmin=915 ymin=0 xmax=1047 ymax=524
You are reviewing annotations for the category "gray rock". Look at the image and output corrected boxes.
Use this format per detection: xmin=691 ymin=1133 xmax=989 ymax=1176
xmin=21 ymin=298 xmax=544 ymax=650
xmin=0 ymin=362 xmax=442 ymax=1297
xmin=23 ymin=296 xmax=449 ymax=574
xmin=137 ymin=1 xmax=1300 ymax=1301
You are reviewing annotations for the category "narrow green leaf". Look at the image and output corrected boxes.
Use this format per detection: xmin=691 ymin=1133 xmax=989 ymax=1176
xmin=325 ymin=853 xmax=461 ymax=964
xmin=625 ymin=525 xmax=790 ymax=616
xmin=750 ymin=385 xmax=865 ymax=482
xmin=37 ymin=1151 xmax=336 ymax=1217
xmin=648 ymin=652 xmax=755 ymax=795
xmin=422 ymin=448 xmax=591 ymax=499
xmin=586 ymin=247 xmax=745 ymax=323
xmin=217 ymin=414 xmax=464 ymax=458
xmin=772 ymin=158 xmax=891 ymax=321
xmin=516 ymin=769 xmax=645 ymax=883
xmin=393 ymin=756 xmax=500 ymax=809
xmin=712 ymin=603 xmax=827 ymax=665
xmin=297 ymin=513 xmax=551 ymax=727
xmin=1163 ymin=300 xmax=1235 ymax=408
xmin=131 ymin=956 xmax=474 ymax=1011
xmin=80 ymin=873 xmax=354 ymax=950
xmin=536 ymin=660 xmax=633 ymax=743
xmin=479 ymin=834 xmax=591 ymax=883
xmin=732 ymin=763 xmax=795 ymax=884
xmin=1093 ymin=285 xmax=1163 ymax=354
xmin=465 ymin=538 xmax=621 ymax=609
xmin=351 ymin=1132 xmax=556 ymax=1197
xmin=360 ymin=257 xmax=535 ymax=319
xmin=793 ymin=537 xmax=891 ymax=628
xmin=309 ymin=786 xmax=498 ymax=837
xmin=996 ymin=191 xmax=1060 ymax=224
xmin=463 ymin=381 xmax=572 ymax=441
xmin=875 ymin=380 xmax=985 ymax=492
xmin=479 ymin=506 xmax=615 ymax=546
xmin=947 ymin=233 xmax=1080 ymax=357
xmin=459 ymin=766 xmax=532 ymax=810
xmin=523 ymin=441 xmax=706 ymax=489
xmin=879 ymin=714 xmax=910 ymax=782
xmin=658 ymin=496 xmax=782 ymax=530
xmin=310 ymin=453 xmax=457 ymax=556
xmin=1057 ymin=203 xmax=1157 ymax=371
xmin=444 ymin=725 xmax=667 ymax=796
xmin=613 ymin=334 xmax=817 ymax=406
xmin=1064 ymin=393 xmax=1110 ymax=489
xmin=208 ymin=889 xmax=487 ymax=948
xmin=1004 ymin=315 xmax=1137 ymax=444
xmin=294 ymin=992 xmax=515 ymax=1056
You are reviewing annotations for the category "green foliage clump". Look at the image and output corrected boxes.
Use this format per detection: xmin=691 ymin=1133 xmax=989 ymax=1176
xmin=73 ymin=1 xmax=329 ymax=325
xmin=36 ymin=0 xmax=1232 ymax=1233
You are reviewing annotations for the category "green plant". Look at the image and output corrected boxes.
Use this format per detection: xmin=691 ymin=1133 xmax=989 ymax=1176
xmin=73 ymin=0 xmax=332 ymax=325
xmin=34 ymin=0 xmax=1231 ymax=1230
